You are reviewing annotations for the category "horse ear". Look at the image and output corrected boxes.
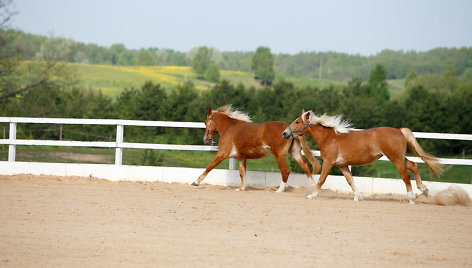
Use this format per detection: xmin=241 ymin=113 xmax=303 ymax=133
xmin=207 ymin=107 xmax=212 ymax=116
xmin=304 ymin=111 xmax=310 ymax=121
xmin=301 ymin=109 xmax=305 ymax=114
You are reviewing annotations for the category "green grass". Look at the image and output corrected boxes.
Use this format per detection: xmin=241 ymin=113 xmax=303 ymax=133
xmin=357 ymin=160 xmax=472 ymax=184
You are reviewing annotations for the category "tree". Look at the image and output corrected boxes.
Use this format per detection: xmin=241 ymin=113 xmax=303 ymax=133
xmin=462 ymin=68 xmax=472 ymax=81
xmin=134 ymin=81 xmax=167 ymax=121
xmin=341 ymin=78 xmax=383 ymax=129
xmin=191 ymin=46 xmax=212 ymax=79
xmin=251 ymin=46 xmax=275 ymax=85
xmin=367 ymin=64 xmax=389 ymax=101
xmin=110 ymin=44 xmax=126 ymax=65
xmin=0 ymin=32 xmax=75 ymax=104
xmin=0 ymin=0 xmax=17 ymax=27
xmin=190 ymin=46 xmax=222 ymax=81
xmin=404 ymin=70 xmax=417 ymax=88
xmin=136 ymin=49 xmax=155 ymax=66
xmin=442 ymin=65 xmax=458 ymax=92
xmin=117 ymin=50 xmax=136 ymax=65
xmin=204 ymin=63 xmax=220 ymax=82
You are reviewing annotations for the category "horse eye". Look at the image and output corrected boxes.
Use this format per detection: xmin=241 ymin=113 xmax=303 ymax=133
xmin=295 ymin=121 xmax=300 ymax=124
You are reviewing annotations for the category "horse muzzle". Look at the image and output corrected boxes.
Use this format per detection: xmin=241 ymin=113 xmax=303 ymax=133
xmin=203 ymin=136 xmax=213 ymax=144
xmin=282 ymin=130 xmax=292 ymax=140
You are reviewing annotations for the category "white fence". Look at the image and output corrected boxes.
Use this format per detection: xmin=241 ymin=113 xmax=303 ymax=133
xmin=1 ymin=117 xmax=472 ymax=198
xmin=1 ymin=117 xmax=472 ymax=167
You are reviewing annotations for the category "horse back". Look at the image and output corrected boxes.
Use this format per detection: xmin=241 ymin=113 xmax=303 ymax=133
xmin=224 ymin=121 xmax=289 ymax=151
xmin=338 ymin=126 xmax=406 ymax=151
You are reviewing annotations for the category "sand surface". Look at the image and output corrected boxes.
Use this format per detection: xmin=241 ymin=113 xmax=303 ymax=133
xmin=1 ymin=174 xmax=471 ymax=267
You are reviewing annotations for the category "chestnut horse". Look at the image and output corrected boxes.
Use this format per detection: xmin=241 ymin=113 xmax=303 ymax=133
xmin=191 ymin=105 xmax=320 ymax=192
xmin=282 ymin=110 xmax=443 ymax=204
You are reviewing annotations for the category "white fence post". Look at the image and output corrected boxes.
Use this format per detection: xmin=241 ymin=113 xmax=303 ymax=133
xmin=115 ymin=124 xmax=123 ymax=165
xmin=8 ymin=122 xmax=16 ymax=162
xmin=229 ymin=158 xmax=237 ymax=170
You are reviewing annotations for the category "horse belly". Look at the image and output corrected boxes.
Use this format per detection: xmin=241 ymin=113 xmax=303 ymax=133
xmin=243 ymin=145 xmax=272 ymax=159
xmin=339 ymin=148 xmax=383 ymax=166
xmin=346 ymin=154 xmax=382 ymax=166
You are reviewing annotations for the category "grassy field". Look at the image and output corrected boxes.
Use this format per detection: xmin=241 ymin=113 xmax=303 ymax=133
xmin=74 ymin=64 xmax=219 ymax=96
xmin=1 ymin=146 xmax=470 ymax=184
xmin=386 ymin=79 xmax=405 ymax=99
xmin=72 ymin=63 xmax=352 ymax=97
xmin=71 ymin=63 xmax=405 ymax=99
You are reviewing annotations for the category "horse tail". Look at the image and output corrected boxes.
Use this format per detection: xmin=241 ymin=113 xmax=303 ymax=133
xmin=299 ymin=136 xmax=321 ymax=174
xmin=400 ymin=128 xmax=443 ymax=176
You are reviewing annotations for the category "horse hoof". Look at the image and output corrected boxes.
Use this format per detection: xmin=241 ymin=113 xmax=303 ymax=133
xmin=235 ymin=188 xmax=245 ymax=192
xmin=306 ymin=195 xmax=314 ymax=199
xmin=191 ymin=182 xmax=199 ymax=186
xmin=354 ymin=193 xmax=362 ymax=201
xmin=423 ymin=188 xmax=429 ymax=197
xmin=409 ymin=200 xmax=415 ymax=205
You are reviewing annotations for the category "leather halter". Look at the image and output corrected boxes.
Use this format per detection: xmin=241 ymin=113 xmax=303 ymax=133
xmin=206 ymin=114 xmax=217 ymax=138
xmin=288 ymin=120 xmax=310 ymax=139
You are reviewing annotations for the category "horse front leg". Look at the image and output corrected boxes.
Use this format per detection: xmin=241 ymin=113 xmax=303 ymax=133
xmin=192 ymin=153 xmax=227 ymax=186
xmin=306 ymin=161 xmax=332 ymax=199
xmin=235 ymin=158 xmax=247 ymax=191
xmin=289 ymin=139 xmax=315 ymax=186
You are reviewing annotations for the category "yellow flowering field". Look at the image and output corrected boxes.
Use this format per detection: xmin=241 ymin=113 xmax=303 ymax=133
xmin=18 ymin=61 xmax=343 ymax=97
xmin=73 ymin=63 xmax=255 ymax=97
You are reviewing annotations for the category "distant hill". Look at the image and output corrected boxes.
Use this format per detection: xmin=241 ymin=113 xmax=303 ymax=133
xmin=3 ymin=29 xmax=471 ymax=83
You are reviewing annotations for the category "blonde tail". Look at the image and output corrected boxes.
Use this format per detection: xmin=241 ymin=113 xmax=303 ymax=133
xmin=299 ymin=136 xmax=321 ymax=174
xmin=400 ymin=128 xmax=443 ymax=176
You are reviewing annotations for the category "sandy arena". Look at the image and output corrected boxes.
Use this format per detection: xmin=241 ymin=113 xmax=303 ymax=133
xmin=1 ymin=174 xmax=471 ymax=267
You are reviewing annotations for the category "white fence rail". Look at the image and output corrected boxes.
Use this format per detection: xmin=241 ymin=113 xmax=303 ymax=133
xmin=1 ymin=117 xmax=472 ymax=170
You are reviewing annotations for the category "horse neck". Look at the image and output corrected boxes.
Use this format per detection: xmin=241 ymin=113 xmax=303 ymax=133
xmin=212 ymin=113 xmax=235 ymax=134
xmin=307 ymin=124 xmax=336 ymax=148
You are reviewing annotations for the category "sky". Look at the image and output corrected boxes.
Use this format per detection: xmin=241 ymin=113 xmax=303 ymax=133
xmin=9 ymin=0 xmax=472 ymax=55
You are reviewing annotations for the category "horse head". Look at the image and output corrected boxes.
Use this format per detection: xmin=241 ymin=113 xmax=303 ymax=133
xmin=203 ymin=107 xmax=218 ymax=144
xmin=282 ymin=109 xmax=311 ymax=140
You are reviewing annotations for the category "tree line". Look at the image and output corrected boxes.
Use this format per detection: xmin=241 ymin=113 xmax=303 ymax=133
xmin=2 ymin=29 xmax=472 ymax=82
xmin=1 ymin=65 xmax=471 ymax=158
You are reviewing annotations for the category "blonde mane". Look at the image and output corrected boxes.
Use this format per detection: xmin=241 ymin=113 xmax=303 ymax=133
xmin=215 ymin=105 xmax=252 ymax=122
xmin=303 ymin=111 xmax=353 ymax=134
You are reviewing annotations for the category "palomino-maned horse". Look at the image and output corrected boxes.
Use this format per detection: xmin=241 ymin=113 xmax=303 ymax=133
xmin=191 ymin=105 xmax=320 ymax=192
xmin=282 ymin=110 xmax=443 ymax=204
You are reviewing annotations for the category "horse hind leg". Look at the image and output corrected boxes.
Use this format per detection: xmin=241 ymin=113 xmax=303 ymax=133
xmin=338 ymin=166 xmax=362 ymax=201
xmin=235 ymin=158 xmax=247 ymax=191
xmin=392 ymin=158 xmax=415 ymax=204
xmin=273 ymin=153 xmax=290 ymax=193
xmin=406 ymin=160 xmax=429 ymax=197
